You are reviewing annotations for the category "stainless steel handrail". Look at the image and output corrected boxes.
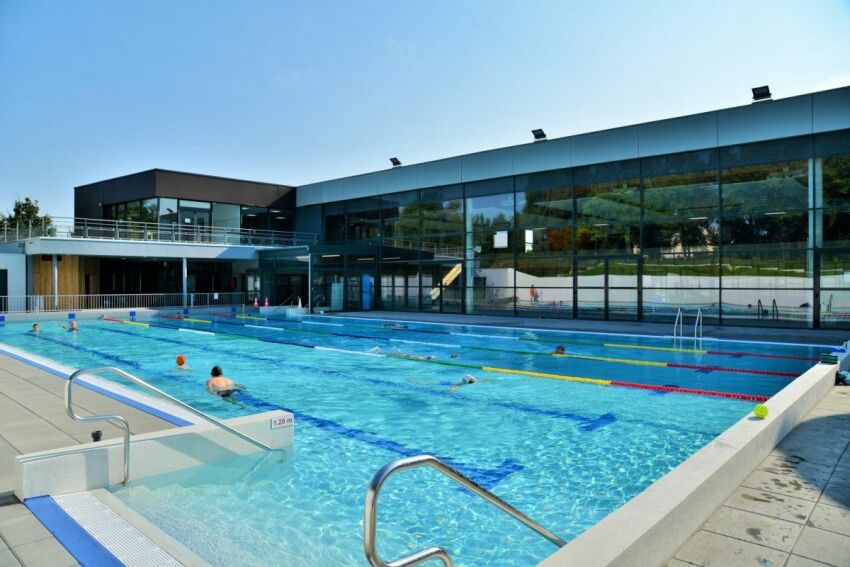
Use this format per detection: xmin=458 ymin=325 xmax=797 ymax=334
xmin=364 ymin=454 xmax=565 ymax=567
xmin=694 ymin=307 xmax=703 ymax=342
xmin=66 ymin=366 xmax=282 ymax=485
xmin=673 ymin=307 xmax=683 ymax=342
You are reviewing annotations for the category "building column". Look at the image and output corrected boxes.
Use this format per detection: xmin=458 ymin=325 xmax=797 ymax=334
xmin=809 ymin=158 xmax=823 ymax=329
xmin=182 ymin=257 xmax=188 ymax=307
xmin=464 ymin=200 xmax=474 ymax=314
xmin=51 ymin=254 xmax=58 ymax=309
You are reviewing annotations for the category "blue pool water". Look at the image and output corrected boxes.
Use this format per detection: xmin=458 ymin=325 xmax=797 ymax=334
xmin=0 ymin=315 xmax=826 ymax=566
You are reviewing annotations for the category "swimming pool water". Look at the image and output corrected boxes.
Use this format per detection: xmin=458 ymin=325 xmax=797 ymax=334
xmin=0 ymin=315 xmax=826 ymax=566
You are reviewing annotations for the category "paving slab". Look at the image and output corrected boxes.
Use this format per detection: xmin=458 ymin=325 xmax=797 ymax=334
xmin=786 ymin=555 xmax=836 ymax=567
xmin=807 ymin=502 xmax=850 ymax=537
xmin=12 ymin=537 xmax=77 ymax=567
xmin=724 ymin=486 xmax=815 ymax=524
xmin=701 ymin=505 xmax=802 ymax=552
xmin=820 ymin=482 xmax=850 ymax=509
xmin=0 ymin=550 xmax=20 ymax=567
xmin=792 ymin=526 xmax=850 ymax=567
xmin=741 ymin=469 xmax=827 ymax=502
xmin=674 ymin=530 xmax=788 ymax=567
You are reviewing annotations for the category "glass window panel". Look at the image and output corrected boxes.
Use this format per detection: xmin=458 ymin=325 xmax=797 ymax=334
xmin=643 ymin=253 xmax=719 ymax=288
xmin=325 ymin=212 xmax=346 ymax=243
xmin=103 ymin=204 xmax=115 ymax=220
xmin=575 ymin=224 xmax=640 ymax=254
xmin=346 ymin=197 xmax=381 ymax=241
xmin=140 ymin=199 xmax=158 ymax=223
xmin=379 ymin=260 xmax=419 ymax=311
xmin=519 ymin=226 xmax=573 ymax=255
xmin=577 ymin=288 xmax=605 ymax=319
xmin=470 ymin=287 xmax=515 ymax=314
xmin=609 ymin=288 xmax=638 ymax=321
xmin=115 ymin=202 xmax=127 ymax=221
xmin=722 ymin=160 xmax=808 ymax=214
xmin=576 ymin=258 xmax=605 ymax=288
xmin=516 ymin=257 xmax=573 ymax=286
xmin=269 ymin=209 xmax=292 ymax=232
xmin=720 ymin=136 xmax=812 ymax=168
xmin=643 ymin=217 xmax=719 ymax=254
xmin=721 ymin=289 xmax=812 ymax=328
xmin=608 ymin=258 xmax=638 ymax=288
xmin=466 ymin=192 xmax=514 ymax=232
xmin=158 ymin=198 xmax=178 ymax=225
xmin=820 ymin=290 xmax=850 ymax=329
xmin=421 ymin=185 xmax=463 ymax=234
xmin=721 ymin=212 xmax=807 ymax=247
xmin=467 ymin=228 xmax=514 ymax=260
xmin=643 ymin=289 xmax=720 ymax=322
xmin=470 ymin=256 xmax=515 ymax=287
xmin=212 ymin=203 xmax=240 ymax=229
xmin=177 ymin=200 xmax=211 ymax=227
xmin=419 ymin=233 xmax=464 ymax=260
xmin=822 ymin=154 xmax=850 ymax=209
xmin=381 ymin=191 xmax=419 ymax=240
xmin=642 ymin=149 xmax=719 ymax=178
xmin=722 ymin=249 xmax=812 ymax=289
xmin=241 ymin=206 xmax=268 ymax=231
xmin=516 ymin=288 xmax=572 ymax=315
xmin=464 ymin=177 xmax=513 ymax=198
xmin=820 ymin=250 xmax=850 ymax=289
xmin=126 ymin=200 xmax=141 ymax=222
xmin=575 ymin=180 xmax=641 ymax=225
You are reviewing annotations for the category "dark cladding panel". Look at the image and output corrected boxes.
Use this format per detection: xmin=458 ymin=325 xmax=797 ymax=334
xmin=154 ymin=170 xmax=295 ymax=208
xmin=74 ymin=170 xmax=157 ymax=218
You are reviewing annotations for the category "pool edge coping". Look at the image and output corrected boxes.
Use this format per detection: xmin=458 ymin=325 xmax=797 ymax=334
xmin=537 ymin=360 xmax=839 ymax=567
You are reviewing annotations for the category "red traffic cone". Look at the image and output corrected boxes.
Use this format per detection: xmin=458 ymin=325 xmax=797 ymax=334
xmin=253 ymin=296 xmax=259 ymax=308
xmin=264 ymin=297 xmax=269 ymax=307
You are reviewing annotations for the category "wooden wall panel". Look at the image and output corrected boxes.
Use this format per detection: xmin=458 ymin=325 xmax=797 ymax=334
xmin=32 ymin=256 xmax=100 ymax=296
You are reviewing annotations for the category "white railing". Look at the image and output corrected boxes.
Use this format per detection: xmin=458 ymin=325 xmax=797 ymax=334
xmin=1 ymin=217 xmax=317 ymax=248
xmin=0 ymin=292 xmax=250 ymax=313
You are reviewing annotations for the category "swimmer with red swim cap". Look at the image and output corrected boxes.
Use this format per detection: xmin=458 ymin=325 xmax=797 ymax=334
xmin=175 ymin=354 xmax=190 ymax=370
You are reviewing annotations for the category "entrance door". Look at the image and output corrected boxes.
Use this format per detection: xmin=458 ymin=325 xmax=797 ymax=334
xmin=0 ymin=269 xmax=7 ymax=312
xmin=576 ymin=257 xmax=638 ymax=320
xmin=275 ymin=274 xmax=305 ymax=306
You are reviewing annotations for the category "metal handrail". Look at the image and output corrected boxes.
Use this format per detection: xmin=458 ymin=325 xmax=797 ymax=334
xmin=364 ymin=454 xmax=565 ymax=567
xmin=757 ymin=299 xmax=764 ymax=319
xmin=66 ymin=366 xmax=281 ymax=485
xmin=673 ymin=307 xmax=683 ymax=342
xmin=694 ymin=307 xmax=703 ymax=342
xmin=772 ymin=299 xmax=779 ymax=320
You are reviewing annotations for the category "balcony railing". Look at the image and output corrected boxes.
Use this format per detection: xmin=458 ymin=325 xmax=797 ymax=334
xmin=1 ymin=217 xmax=317 ymax=248
xmin=0 ymin=292 xmax=251 ymax=313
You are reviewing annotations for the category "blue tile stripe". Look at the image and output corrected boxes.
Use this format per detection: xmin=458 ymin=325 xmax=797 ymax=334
xmin=25 ymin=496 xmax=123 ymax=567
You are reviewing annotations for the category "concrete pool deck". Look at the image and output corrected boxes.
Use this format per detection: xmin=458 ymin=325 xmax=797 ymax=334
xmin=0 ymin=353 xmax=175 ymax=566
xmin=669 ymin=384 xmax=850 ymax=567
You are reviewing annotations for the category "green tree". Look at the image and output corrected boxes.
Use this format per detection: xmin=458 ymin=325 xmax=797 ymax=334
xmin=2 ymin=198 xmax=52 ymax=227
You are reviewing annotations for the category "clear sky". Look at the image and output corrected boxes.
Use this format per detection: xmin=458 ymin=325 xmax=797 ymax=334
xmin=1 ymin=0 xmax=849 ymax=217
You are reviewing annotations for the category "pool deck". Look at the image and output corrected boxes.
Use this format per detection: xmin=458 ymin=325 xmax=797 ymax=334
xmin=669 ymin=383 xmax=850 ymax=567
xmin=0 ymin=353 xmax=175 ymax=567
xmin=326 ymin=311 xmax=850 ymax=346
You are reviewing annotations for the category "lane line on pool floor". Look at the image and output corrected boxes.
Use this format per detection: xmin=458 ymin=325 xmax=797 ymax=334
xmin=99 ymin=321 xmax=775 ymax=402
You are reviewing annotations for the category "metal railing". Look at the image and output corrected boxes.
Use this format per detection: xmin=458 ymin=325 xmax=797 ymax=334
xmin=364 ymin=454 xmax=565 ymax=567
xmin=1 ymin=217 xmax=317 ymax=248
xmin=66 ymin=366 xmax=282 ymax=485
xmin=672 ymin=307 xmax=683 ymax=342
xmin=0 ymin=292 xmax=250 ymax=313
xmin=694 ymin=307 xmax=703 ymax=342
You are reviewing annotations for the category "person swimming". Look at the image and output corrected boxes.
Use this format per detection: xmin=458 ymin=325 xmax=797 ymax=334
xmin=205 ymin=366 xmax=245 ymax=405
xmin=175 ymin=354 xmax=190 ymax=370
xmin=448 ymin=374 xmax=477 ymax=393
xmin=552 ymin=345 xmax=565 ymax=355
xmin=31 ymin=323 xmax=39 ymax=333
xmin=61 ymin=320 xmax=79 ymax=332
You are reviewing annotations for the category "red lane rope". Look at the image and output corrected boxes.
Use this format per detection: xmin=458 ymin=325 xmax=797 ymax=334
xmin=609 ymin=380 xmax=770 ymax=402
xmin=666 ymin=362 xmax=798 ymax=377
xmin=706 ymin=349 xmax=819 ymax=362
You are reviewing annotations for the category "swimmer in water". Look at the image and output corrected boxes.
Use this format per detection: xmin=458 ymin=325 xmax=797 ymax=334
xmin=205 ymin=366 xmax=245 ymax=405
xmin=61 ymin=321 xmax=79 ymax=332
xmin=31 ymin=323 xmax=40 ymax=333
xmin=175 ymin=354 xmax=190 ymax=370
xmin=383 ymin=323 xmax=408 ymax=330
xmin=552 ymin=345 xmax=565 ymax=355
xmin=449 ymin=353 xmax=461 ymax=359
xmin=448 ymin=374 xmax=477 ymax=393
xmin=368 ymin=346 xmax=383 ymax=354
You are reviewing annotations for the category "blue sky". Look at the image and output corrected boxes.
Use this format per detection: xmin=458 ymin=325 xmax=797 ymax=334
xmin=1 ymin=0 xmax=849 ymax=217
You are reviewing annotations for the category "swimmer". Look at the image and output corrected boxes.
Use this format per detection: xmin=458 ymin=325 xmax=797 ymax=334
xmin=205 ymin=366 xmax=245 ymax=405
xmin=61 ymin=321 xmax=79 ymax=332
xmin=30 ymin=323 xmax=40 ymax=333
xmin=552 ymin=345 xmax=565 ymax=355
xmin=383 ymin=323 xmax=408 ymax=330
xmin=368 ymin=346 xmax=383 ymax=354
xmin=448 ymin=374 xmax=477 ymax=393
xmin=449 ymin=353 xmax=461 ymax=359
xmin=175 ymin=354 xmax=190 ymax=370
xmin=406 ymin=354 xmax=436 ymax=361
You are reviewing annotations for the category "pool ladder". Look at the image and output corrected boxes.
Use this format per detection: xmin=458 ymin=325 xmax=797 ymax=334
xmin=673 ymin=307 xmax=684 ymax=343
xmin=65 ymin=366 xmax=282 ymax=485
xmin=364 ymin=454 xmax=566 ymax=567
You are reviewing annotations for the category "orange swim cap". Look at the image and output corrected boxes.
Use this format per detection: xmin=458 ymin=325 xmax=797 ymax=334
xmin=176 ymin=355 xmax=186 ymax=366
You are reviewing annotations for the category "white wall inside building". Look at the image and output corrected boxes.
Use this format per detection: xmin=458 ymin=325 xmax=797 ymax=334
xmin=0 ymin=253 xmax=25 ymax=296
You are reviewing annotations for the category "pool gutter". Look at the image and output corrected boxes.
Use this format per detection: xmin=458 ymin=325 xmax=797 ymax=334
xmin=538 ymin=359 xmax=840 ymax=567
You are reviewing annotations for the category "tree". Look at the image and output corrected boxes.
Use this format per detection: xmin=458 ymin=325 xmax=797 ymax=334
xmin=1 ymin=198 xmax=52 ymax=227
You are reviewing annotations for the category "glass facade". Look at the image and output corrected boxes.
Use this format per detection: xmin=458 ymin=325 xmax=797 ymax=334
xmin=102 ymin=197 xmax=293 ymax=232
xmin=310 ymin=130 xmax=850 ymax=329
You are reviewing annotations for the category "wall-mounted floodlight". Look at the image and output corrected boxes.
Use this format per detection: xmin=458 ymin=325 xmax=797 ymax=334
xmin=752 ymin=85 xmax=772 ymax=101
xmin=532 ymin=129 xmax=547 ymax=141
xmin=390 ymin=157 xmax=401 ymax=167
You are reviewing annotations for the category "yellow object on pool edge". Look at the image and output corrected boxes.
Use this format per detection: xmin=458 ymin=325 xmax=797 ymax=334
xmin=753 ymin=404 xmax=769 ymax=419
xmin=122 ymin=320 xmax=149 ymax=327
xmin=182 ymin=317 xmax=212 ymax=324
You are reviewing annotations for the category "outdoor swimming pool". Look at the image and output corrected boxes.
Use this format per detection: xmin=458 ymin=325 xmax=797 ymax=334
xmin=0 ymin=314 xmax=828 ymax=566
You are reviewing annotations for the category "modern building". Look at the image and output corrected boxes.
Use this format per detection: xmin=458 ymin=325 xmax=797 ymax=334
xmin=2 ymin=86 xmax=849 ymax=328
